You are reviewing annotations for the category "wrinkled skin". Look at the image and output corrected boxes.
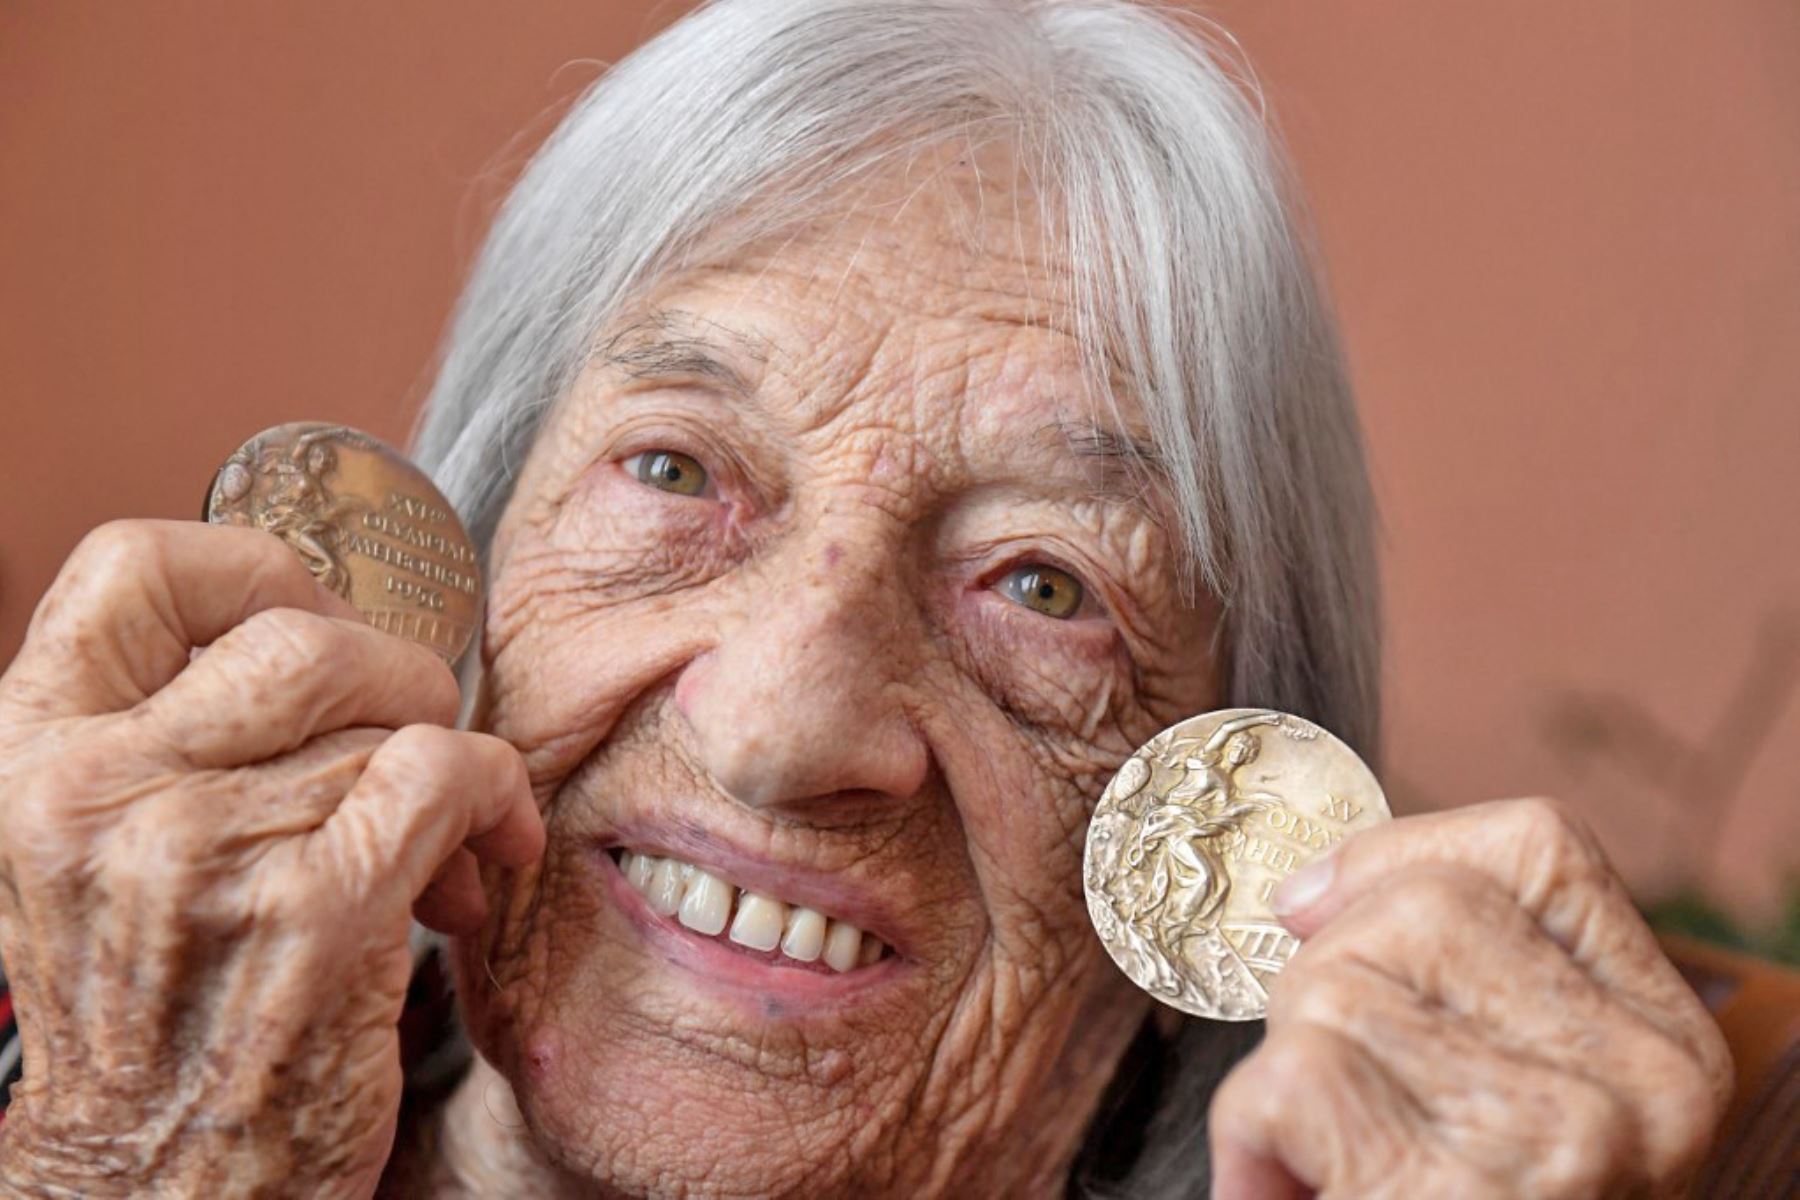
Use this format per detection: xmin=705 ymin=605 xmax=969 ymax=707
xmin=0 ymin=153 xmax=1728 ymax=1199
xmin=0 ymin=525 xmax=544 ymax=1198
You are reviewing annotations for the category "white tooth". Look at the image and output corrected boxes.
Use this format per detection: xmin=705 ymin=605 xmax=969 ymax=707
xmin=729 ymin=892 xmax=787 ymax=952
xmin=822 ymin=919 xmax=863 ymax=973
xmin=625 ymin=852 xmax=655 ymax=893
xmin=781 ymin=907 xmax=826 ymax=962
xmin=646 ymin=857 xmax=685 ymax=916
xmin=678 ymin=868 xmax=732 ymax=936
xmin=858 ymin=935 xmax=885 ymax=966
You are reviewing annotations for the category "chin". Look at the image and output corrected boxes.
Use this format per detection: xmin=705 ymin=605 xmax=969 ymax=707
xmin=450 ymin=828 xmax=970 ymax=1196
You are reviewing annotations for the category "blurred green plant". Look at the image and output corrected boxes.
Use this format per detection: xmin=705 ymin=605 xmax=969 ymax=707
xmin=1644 ymin=883 xmax=1800 ymax=967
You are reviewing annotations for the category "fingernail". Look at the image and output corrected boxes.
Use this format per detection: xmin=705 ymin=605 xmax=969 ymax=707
xmin=1272 ymin=855 xmax=1335 ymax=916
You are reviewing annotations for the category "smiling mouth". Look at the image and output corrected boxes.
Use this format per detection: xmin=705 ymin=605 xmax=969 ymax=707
xmin=606 ymin=847 xmax=892 ymax=973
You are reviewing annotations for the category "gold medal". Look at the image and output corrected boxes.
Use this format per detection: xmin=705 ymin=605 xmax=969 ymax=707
xmin=205 ymin=423 xmax=481 ymax=662
xmin=1083 ymin=708 xmax=1389 ymax=1021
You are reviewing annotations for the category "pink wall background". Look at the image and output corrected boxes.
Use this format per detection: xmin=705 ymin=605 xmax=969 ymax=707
xmin=3 ymin=2 xmax=1794 ymax=920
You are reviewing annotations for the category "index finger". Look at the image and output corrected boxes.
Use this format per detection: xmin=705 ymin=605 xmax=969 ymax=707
xmin=328 ymin=724 xmax=544 ymax=911
xmin=5 ymin=520 xmax=361 ymax=718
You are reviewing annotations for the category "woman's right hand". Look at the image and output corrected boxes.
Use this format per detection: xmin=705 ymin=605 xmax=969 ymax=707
xmin=0 ymin=520 xmax=543 ymax=1198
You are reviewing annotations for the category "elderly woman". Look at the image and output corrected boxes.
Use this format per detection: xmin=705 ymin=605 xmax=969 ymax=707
xmin=0 ymin=1 xmax=1729 ymax=1196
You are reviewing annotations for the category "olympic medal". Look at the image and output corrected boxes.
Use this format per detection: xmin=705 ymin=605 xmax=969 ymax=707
xmin=1083 ymin=708 xmax=1389 ymax=1021
xmin=205 ymin=423 xmax=481 ymax=662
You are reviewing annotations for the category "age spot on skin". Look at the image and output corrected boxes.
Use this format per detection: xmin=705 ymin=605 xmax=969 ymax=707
xmin=524 ymin=1027 xmax=563 ymax=1083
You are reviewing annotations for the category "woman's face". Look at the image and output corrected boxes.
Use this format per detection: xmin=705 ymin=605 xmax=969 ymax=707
xmin=459 ymin=156 xmax=1220 ymax=1195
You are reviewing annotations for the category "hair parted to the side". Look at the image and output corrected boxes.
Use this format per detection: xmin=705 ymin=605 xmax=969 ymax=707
xmin=411 ymin=1 xmax=1379 ymax=1193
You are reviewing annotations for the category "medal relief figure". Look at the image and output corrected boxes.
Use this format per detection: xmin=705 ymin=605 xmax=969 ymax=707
xmin=215 ymin=428 xmax=361 ymax=599
xmin=1124 ymin=712 xmax=1285 ymax=949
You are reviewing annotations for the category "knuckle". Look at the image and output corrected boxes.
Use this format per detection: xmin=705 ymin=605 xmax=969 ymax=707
xmin=1497 ymin=797 xmax=1615 ymax=913
xmin=469 ymin=730 xmax=528 ymax=784
xmin=220 ymin=608 xmax=355 ymax=707
xmin=236 ymin=606 xmax=342 ymax=665
xmin=26 ymin=522 xmax=165 ymax=646
xmin=1385 ymin=868 xmax=1482 ymax=929
xmin=1641 ymin=1038 xmax=1729 ymax=1177
xmin=1535 ymin=1078 xmax=1628 ymax=1194
xmin=68 ymin=519 xmax=160 ymax=578
xmin=1504 ymin=796 xmax=1597 ymax=861
xmin=1255 ymin=1023 xmax=1352 ymax=1102
xmin=365 ymin=724 xmax=462 ymax=797
xmin=1266 ymin=953 xmax=1363 ymax=1031
xmin=1207 ymin=1055 xmax=1269 ymax=1133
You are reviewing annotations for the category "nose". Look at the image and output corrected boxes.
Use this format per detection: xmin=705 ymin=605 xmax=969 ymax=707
xmin=675 ymin=534 xmax=930 ymax=812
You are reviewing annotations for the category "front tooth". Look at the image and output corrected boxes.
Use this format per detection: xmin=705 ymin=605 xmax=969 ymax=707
xmin=646 ymin=857 xmax=685 ymax=916
xmin=624 ymin=852 xmax=656 ymax=893
xmin=781 ymin=907 xmax=826 ymax=962
xmin=678 ymin=868 xmax=733 ymax=936
xmin=822 ymin=919 xmax=863 ymax=973
xmin=857 ymin=936 xmax=885 ymax=966
xmin=729 ymin=892 xmax=787 ymax=952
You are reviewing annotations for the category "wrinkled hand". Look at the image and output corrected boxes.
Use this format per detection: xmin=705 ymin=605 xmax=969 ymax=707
xmin=1208 ymin=798 xmax=1732 ymax=1199
xmin=0 ymin=521 xmax=543 ymax=1198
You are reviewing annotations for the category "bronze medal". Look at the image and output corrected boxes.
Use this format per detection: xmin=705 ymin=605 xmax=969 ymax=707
xmin=1083 ymin=708 xmax=1390 ymax=1021
xmin=205 ymin=423 xmax=481 ymax=663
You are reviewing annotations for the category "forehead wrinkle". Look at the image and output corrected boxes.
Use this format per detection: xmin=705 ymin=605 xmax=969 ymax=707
xmin=597 ymin=306 xmax=769 ymax=397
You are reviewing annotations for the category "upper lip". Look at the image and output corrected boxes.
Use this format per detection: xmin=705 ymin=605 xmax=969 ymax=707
xmin=596 ymin=820 xmax=913 ymax=957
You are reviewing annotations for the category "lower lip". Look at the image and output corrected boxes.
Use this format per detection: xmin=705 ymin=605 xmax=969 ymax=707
xmin=594 ymin=850 xmax=905 ymax=1002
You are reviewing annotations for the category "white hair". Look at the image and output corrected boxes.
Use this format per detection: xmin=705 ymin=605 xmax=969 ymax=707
xmin=413 ymin=1 xmax=1379 ymax=1193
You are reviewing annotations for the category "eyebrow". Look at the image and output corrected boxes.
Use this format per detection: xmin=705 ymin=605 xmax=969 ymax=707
xmin=1041 ymin=419 xmax=1170 ymax=507
xmin=597 ymin=308 xmax=767 ymax=395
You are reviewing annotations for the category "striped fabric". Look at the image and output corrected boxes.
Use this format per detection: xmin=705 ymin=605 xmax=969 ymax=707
xmin=0 ymin=958 xmax=18 ymax=1124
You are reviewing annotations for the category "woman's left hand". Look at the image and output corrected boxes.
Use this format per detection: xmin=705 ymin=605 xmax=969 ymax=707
xmin=1207 ymin=797 xmax=1733 ymax=1199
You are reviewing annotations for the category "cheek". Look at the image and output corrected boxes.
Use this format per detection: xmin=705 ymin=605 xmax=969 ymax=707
xmin=947 ymin=588 xmax=1152 ymax=765
xmin=925 ymin=681 xmax=1115 ymax=961
xmin=481 ymin=458 xmax=759 ymax=746
xmin=479 ymin=537 xmax=718 ymax=786
xmin=454 ymin=835 xmax=608 ymax=1077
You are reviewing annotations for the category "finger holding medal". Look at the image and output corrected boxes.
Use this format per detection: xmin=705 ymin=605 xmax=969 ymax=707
xmin=0 ymin=427 xmax=543 ymax=1197
xmin=1084 ymin=711 xmax=1731 ymax=1198
xmin=1205 ymin=798 xmax=1733 ymax=1198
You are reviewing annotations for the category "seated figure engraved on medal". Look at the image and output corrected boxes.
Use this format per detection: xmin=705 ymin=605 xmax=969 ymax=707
xmin=207 ymin=426 xmax=363 ymax=599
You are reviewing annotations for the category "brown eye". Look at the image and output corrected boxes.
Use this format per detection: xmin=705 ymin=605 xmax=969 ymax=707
xmin=626 ymin=450 xmax=710 ymax=497
xmin=998 ymin=564 xmax=1085 ymax=619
